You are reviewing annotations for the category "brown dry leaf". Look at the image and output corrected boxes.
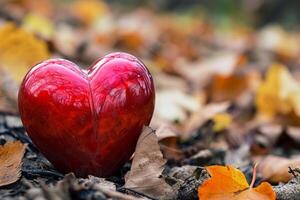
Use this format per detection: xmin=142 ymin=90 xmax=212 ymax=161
xmin=253 ymin=123 xmax=283 ymax=153
xmin=0 ymin=23 xmax=50 ymax=82
xmin=153 ymin=89 xmax=201 ymax=124
xmin=125 ymin=126 xmax=174 ymax=199
xmin=18 ymin=0 xmax=54 ymax=18
xmin=115 ymin=11 xmax=158 ymax=53
xmin=198 ymin=165 xmax=276 ymax=200
xmin=257 ymin=25 xmax=300 ymax=60
xmin=0 ymin=141 xmax=27 ymax=187
xmin=183 ymin=102 xmax=230 ymax=136
xmin=156 ymin=124 xmax=178 ymax=141
xmin=256 ymin=155 xmax=300 ymax=183
xmin=174 ymin=52 xmax=243 ymax=89
xmin=256 ymin=63 xmax=300 ymax=121
xmin=156 ymin=124 xmax=183 ymax=161
xmin=53 ymin=24 xmax=84 ymax=58
xmin=153 ymin=72 xmax=189 ymax=92
xmin=0 ymin=68 xmax=19 ymax=112
xmin=286 ymin=126 xmax=300 ymax=144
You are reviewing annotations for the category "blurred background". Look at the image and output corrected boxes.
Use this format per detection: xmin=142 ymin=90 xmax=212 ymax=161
xmin=2 ymin=1 xmax=300 ymax=177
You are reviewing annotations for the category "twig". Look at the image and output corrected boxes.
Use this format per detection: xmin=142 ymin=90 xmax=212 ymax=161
xmin=118 ymin=187 xmax=157 ymax=200
xmin=95 ymin=186 xmax=146 ymax=200
xmin=22 ymin=169 xmax=64 ymax=178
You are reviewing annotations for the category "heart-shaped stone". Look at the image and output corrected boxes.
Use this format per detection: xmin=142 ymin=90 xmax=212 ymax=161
xmin=18 ymin=52 xmax=155 ymax=177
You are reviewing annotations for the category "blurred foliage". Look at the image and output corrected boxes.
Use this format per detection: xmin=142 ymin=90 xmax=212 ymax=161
xmin=103 ymin=0 xmax=300 ymax=29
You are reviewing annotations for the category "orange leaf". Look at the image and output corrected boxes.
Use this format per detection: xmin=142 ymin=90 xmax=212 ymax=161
xmin=198 ymin=165 xmax=276 ymax=200
xmin=72 ymin=0 xmax=109 ymax=25
xmin=0 ymin=141 xmax=27 ymax=186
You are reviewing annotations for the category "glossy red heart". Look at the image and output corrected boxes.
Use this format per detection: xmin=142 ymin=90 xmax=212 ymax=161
xmin=18 ymin=52 xmax=155 ymax=177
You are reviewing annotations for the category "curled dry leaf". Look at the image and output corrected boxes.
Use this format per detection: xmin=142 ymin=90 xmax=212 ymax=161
xmin=198 ymin=165 xmax=276 ymax=200
xmin=156 ymin=123 xmax=178 ymax=141
xmin=0 ymin=141 xmax=27 ymax=187
xmin=156 ymin=124 xmax=183 ymax=161
xmin=124 ymin=126 xmax=174 ymax=199
xmin=255 ymin=155 xmax=300 ymax=183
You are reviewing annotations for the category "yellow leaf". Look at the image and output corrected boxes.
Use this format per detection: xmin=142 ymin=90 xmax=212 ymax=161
xmin=0 ymin=23 xmax=50 ymax=82
xmin=212 ymin=113 xmax=232 ymax=132
xmin=0 ymin=141 xmax=27 ymax=186
xmin=256 ymin=63 xmax=300 ymax=119
xmin=22 ymin=13 xmax=54 ymax=39
xmin=198 ymin=165 xmax=276 ymax=200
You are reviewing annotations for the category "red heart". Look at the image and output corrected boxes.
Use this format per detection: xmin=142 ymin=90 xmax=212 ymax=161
xmin=18 ymin=52 xmax=155 ymax=177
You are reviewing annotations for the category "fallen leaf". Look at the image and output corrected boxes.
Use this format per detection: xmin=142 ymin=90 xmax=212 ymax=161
xmin=154 ymin=89 xmax=201 ymax=124
xmin=174 ymin=52 xmax=242 ymax=89
xmin=156 ymin=124 xmax=183 ymax=161
xmin=207 ymin=68 xmax=260 ymax=102
xmin=212 ymin=113 xmax=233 ymax=132
xmin=0 ymin=23 xmax=50 ymax=82
xmin=125 ymin=126 xmax=174 ymax=199
xmin=19 ymin=0 xmax=54 ymax=18
xmin=256 ymin=63 xmax=300 ymax=121
xmin=255 ymin=155 xmax=300 ymax=183
xmin=0 ymin=141 xmax=27 ymax=187
xmin=286 ymin=126 xmax=300 ymax=144
xmin=198 ymin=165 xmax=276 ymax=200
xmin=251 ymin=123 xmax=283 ymax=154
xmin=0 ymin=68 xmax=20 ymax=111
xmin=27 ymin=173 xmax=143 ymax=200
xmin=22 ymin=13 xmax=54 ymax=39
xmin=156 ymin=124 xmax=178 ymax=141
xmin=53 ymin=24 xmax=84 ymax=58
xmin=72 ymin=0 xmax=109 ymax=25
xmin=258 ymin=123 xmax=283 ymax=140
xmin=82 ymin=175 xmax=116 ymax=191
xmin=183 ymin=102 xmax=230 ymax=135
xmin=257 ymin=25 xmax=300 ymax=60
xmin=153 ymin=73 xmax=189 ymax=92
xmin=207 ymin=73 xmax=248 ymax=102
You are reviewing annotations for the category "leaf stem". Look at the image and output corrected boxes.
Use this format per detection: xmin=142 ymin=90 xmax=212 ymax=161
xmin=250 ymin=163 xmax=258 ymax=188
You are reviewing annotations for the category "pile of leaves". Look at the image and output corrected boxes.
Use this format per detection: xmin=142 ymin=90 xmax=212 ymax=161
xmin=1 ymin=0 xmax=300 ymax=199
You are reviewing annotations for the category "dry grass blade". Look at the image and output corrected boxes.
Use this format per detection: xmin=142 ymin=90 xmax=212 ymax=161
xmin=0 ymin=141 xmax=27 ymax=187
